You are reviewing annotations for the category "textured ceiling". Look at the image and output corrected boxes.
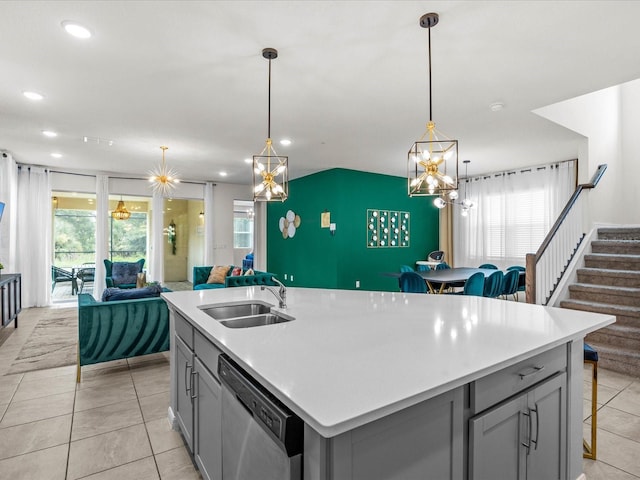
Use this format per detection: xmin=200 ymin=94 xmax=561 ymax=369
xmin=1 ymin=1 xmax=640 ymax=184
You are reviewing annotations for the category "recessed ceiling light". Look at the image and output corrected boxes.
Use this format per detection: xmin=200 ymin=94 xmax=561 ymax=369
xmin=220 ymin=171 xmax=228 ymax=177
xmin=23 ymin=91 xmax=44 ymax=100
xmin=51 ymin=153 xmax=62 ymax=158
xmin=42 ymin=130 xmax=58 ymax=138
xmin=61 ymin=21 xmax=92 ymax=39
xmin=280 ymin=139 xmax=292 ymax=146
xmin=244 ymin=158 xmax=253 ymax=164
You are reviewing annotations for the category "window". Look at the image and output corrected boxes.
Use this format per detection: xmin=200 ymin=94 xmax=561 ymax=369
xmin=53 ymin=207 xmax=96 ymax=267
xmin=108 ymin=211 xmax=148 ymax=262
xmin=233 ymin=200 xmax=254 ymax=249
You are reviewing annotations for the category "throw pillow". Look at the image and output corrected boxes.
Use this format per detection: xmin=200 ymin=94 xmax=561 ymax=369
xmin=231 ymin=267 xmax=242 ymax=276
xmin=244 ymin=268 xmax=254 ymax=276
xmin=207 ymin=265 xmax=230 ymax=284
xmin=102 ymin=284 xmax=163 ymax=302
xmin=112 ymin=262 xmax=142 ymax=286
xmin=136 ymin=272 xmax=147 ymax=288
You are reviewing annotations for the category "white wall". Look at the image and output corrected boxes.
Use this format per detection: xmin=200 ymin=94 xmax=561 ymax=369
xmin=210 ymin=182 xmax=253 ymax=266
xmin=621 ymin=79 xmax=640 ymax=217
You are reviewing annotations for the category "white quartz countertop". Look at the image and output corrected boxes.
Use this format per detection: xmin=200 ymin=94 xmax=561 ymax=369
xmin=162 ymin=287 xmax=614 ymax=438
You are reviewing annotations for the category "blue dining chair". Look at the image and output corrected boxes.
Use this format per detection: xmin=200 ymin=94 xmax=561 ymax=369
xmin=501 ymin=269 xmax=519 ymax=300
xmin=435 ymin=262 xmax=451 ymax=270
xmin=399 ymin=271 xmax=428 ymax=293
xmin=416 ymin=264 xmax=430 ymax=272
xmin=483 ymin=270 xmax=504 ymax=298
xmin=400 ymin=265 xmax=414 ymax=273
xmin=449 ymin=272 xmax=484 ymax=296
xmin=507 ymin=265 xmax=526 ymax=295
xmin=479 ymin=263 xmax=498 ymax=269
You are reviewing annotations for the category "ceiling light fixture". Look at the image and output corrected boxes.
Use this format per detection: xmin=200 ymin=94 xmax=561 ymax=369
xmin=408 ymin=12 xmax=458 ymax=198
xmin=61 ymin=21 xmax=92 ymax=39
xmin=253 ymin=48 xmax=288 ymax=202
xmin=433 ymin=160 xmax=475 ymax=216
xmin=219 ymin=171 xmax=228 ymax=177
xmin=23 ymin=91 xmax=44 ymax=101
xmin=149 ymin=146 xmax=180 ymax=197
xmin=279 ymin=139 xmax=291 ymax=146
xmin=42 ymin=130 xmax=58 ymax=138
xmin=51 ymin=153 xmax=62 ymax=158
xmin=111 ymin=198 xmax=131 ymax=221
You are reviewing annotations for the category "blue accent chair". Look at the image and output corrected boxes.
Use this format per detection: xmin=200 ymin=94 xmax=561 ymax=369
xmin=104 ymin=259 xmax=145 ymax=289
xmin=483 ymin=270 xmax=504 ymax=298
xmin=399 ymin=271 xmax=428 ymax=293
xmin=501 ymin=269 xmax=520 ymax=300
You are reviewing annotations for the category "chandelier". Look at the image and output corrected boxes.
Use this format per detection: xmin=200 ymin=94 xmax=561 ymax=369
xmin=149 ymin=146 xmax=179 ymax=196
xmin=112 ymin=198 xmax=131 ymax=221
xmin=434 ymin=160 xmax=475 ymax=216
xmin=253 ymin=48 xmax=288 ymax=202
xmin=408 ymin=12 xmax=459 ymax=198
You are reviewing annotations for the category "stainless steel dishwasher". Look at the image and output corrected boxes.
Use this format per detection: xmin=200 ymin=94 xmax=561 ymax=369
xmin=218 ymin=354 xmax=303 ymax=480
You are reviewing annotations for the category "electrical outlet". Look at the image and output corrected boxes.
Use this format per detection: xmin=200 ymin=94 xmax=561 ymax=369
xmin=284 ymin=273 xmax=288 ymax=280
xmin=356 ymin=280 xmax=360 ymax=288
xmin=290 ymin=275 xmax=294 ymax=282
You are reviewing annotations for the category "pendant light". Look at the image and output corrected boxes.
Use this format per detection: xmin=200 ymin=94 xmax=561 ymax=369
xmin=149 ymin=145 xmax=180 ymax=196
xmin=408 ymin=13 xmax=459 ymax=199
xmin=433 ymin=160 xmax=475 ymax=216
xmin=253 ymin=48 xmax=288 ymax=202
xmin=112 ymin=197 xmax=131 ymax=221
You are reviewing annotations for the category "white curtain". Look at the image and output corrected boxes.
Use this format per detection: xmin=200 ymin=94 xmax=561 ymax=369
xmin=149 ymin=193 xmax=164 ymax=283
xmin=94 ymin=175 xmax=109 ymax=298
xmin=454 ymin=161 xmax=576 ymax=269
xmin=203 ymin=182 xmax=215 ymax=265
xmin=0 ymin=154 xmax=18 ymax=272
xmin=16 ymin=166 xmax=51 ymax=307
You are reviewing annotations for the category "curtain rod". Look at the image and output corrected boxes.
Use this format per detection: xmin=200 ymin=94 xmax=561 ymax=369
xmin=463 ymin=158 xmax=577 ymax=182
xmin=19 ymin=164 xmax=216 ymax=185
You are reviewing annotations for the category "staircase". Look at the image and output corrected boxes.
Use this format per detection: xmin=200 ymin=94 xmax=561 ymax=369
xmin=560 ymin=227 xmax=640 ymax=375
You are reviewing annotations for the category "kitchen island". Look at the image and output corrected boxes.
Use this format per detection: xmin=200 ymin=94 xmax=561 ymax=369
xmin=163 ymin=286 xmax=614 ymax=480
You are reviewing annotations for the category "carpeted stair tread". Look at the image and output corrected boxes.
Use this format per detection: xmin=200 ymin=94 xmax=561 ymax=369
xmin=577 ymin=267 xmax=640 ymax=278
xmin=592 ymin=240 xmax=640 ymax=254
xmin=597 ymin=227 xmax=640 ymax=240
xmin=560 ymin=299 xmax=640 ymax=318
xmin=569 ymin=283 xmax=640 ymax=295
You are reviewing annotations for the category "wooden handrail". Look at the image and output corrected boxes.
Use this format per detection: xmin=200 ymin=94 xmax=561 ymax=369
xmin=534 ymin=164 xmax=607 ymax=262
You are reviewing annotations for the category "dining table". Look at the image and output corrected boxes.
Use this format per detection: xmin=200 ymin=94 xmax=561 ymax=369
xmin=385 ymin=267 xmax=525 ymax=294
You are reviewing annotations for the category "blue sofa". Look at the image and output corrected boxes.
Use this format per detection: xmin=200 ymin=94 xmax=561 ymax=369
xmin=77 ymin=290 xmax=170 ymax=381
xmin=192 ymin=265 xmax=278 ymax=290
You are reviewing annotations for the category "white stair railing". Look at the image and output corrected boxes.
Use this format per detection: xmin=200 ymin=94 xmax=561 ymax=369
xmin=526 ymin=164 xmax=607 ymax=305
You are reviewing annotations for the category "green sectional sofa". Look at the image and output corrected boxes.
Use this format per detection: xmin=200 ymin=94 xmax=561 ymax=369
xmin=77 ymin=291 xmax=170 ymax=381
xmin=192 ymin=265 xmax=278 ymax=290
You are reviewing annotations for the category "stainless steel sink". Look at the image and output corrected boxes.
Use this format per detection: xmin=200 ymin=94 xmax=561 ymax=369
xmin=220 ymin=312 xmax=294 ymax=329
xmin=200 ymin=301 xmax=272 ymax=320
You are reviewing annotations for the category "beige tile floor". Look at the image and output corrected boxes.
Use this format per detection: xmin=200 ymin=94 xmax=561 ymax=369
xmin=1 ymin=308 xmax=639 ymax=479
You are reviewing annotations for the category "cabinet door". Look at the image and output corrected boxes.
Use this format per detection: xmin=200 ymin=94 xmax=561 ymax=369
xmin=175 ymin=334 xmax=194 ymax=452
xmin=527 ymin=373 xmax=566 ymax=480
xmin=194 ymin=357 xmax=222 ymax=480
xmin=469 ymin=393 xmax=528 ymax=480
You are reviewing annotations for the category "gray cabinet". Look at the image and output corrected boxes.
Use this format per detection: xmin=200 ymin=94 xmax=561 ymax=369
xmin=309 ymin=386 xmax=464 ymax=480
xmin=173 ymin=313 xmax=222 ymax=480
xmin=469 ymin=372 xmax=566 ymax=480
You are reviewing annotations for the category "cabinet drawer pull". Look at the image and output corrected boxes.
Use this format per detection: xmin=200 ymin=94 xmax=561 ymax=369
xmin=185 ymin=362 xmax=193 ymax=395
xmin=190 ymin=371 xmax=198 ymax=399
xmin=518 ymin=365 xmax=545 ymax=380
xmin=531 ymin=403 xmax=539 ymax=450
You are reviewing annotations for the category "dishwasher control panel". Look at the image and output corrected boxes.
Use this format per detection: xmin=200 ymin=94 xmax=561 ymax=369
xmin=219 ymin=354 xmax=303 ymax=456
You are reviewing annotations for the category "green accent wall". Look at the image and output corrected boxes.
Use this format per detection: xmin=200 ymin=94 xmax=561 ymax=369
xmin=266 ymin=168 xmax=440 ymax=292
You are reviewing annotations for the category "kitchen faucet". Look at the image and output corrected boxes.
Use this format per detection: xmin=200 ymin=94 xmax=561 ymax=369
xmin=261 ymin=277 xmax=287 ymax=308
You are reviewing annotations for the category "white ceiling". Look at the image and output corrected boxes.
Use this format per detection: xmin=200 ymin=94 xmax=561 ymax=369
xmin=2 ymin=1 xmax=640 ymax=185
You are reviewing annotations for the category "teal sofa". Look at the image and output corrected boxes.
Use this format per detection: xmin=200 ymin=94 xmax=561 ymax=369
xmin=77 ymin=292 xmax=169 ymax=381
xmin=192 ymin=265 xmax=278 ymax=290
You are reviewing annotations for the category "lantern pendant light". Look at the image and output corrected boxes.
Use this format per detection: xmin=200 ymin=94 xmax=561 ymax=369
xmin=253 ymin=48 xmax=288 ymax=202
xmin=408 ymin=12 xmax=459 ymax=200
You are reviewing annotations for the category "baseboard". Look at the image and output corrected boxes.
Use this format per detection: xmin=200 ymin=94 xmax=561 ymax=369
xmin=576 ymin=473 xmax=587 ymax=480
xmin=167 ymin=406 xmax=178 ymax=430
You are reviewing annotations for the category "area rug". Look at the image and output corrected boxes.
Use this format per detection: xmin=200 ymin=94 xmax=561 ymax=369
xmin=9 ymin=308 xmax=77 ymax=374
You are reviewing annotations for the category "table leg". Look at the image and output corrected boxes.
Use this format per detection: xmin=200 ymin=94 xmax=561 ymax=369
xmin=72 ymin=278 xmax=78 ymax=295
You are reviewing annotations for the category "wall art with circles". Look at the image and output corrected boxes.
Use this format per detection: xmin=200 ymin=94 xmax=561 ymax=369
xmin=279 ymin=209 xmax=301 ymax=239
xmin=366 ymin=209 xmax=409 ymax=248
